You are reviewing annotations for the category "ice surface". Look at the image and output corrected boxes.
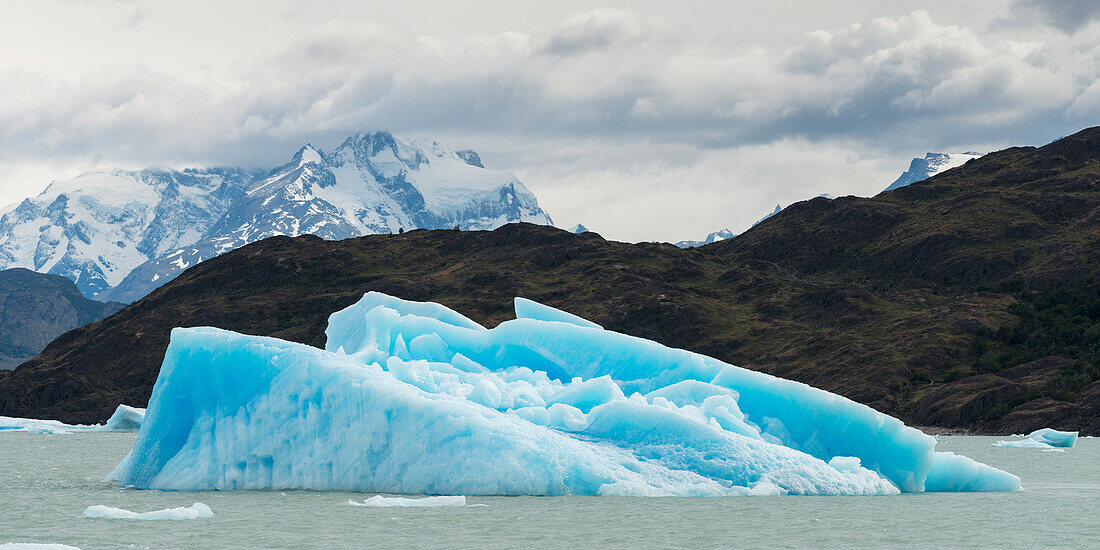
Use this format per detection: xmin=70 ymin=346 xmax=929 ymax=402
xmin=111 ymin=293 xmax=1020 ymax=496
xmin=0 ymin=416 xmax=83 ymax=434
xmin=103 ymin=405 xmax=146 ymax=431
xmin=994 ymin=428 xmax=1078 ymax=449
xmin=83 ymin=503 xmax=212 ymax=520
xmin=349 ymin=495 xmax=467 ymax=507
xmin=0 ymin=404 xmax=144 ymax=434
xmin=514 ymin=297 xmax=602 ymax=329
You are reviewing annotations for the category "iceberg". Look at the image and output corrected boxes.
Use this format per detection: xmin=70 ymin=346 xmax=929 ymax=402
xmin=0 ymin=405 xmax=145 ymax=434
xmin=109 ymin=292 xmax=1020 ymax=496
xmin=994 ymin=428 xmax=1078 ymax=449
xmin=349 ymin=495 xmax=467 ymax=507
xmin=83 ymin=503 xmax=213 ymax=520
xmin=103 ymin=405 xmax=146 ymax=431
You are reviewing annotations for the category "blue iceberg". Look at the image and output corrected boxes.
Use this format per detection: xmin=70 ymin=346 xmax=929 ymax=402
xmin=994 ymin=428 xmax=1078 ymax=449
xmin=110 ymin=292 xmax=1020 ymax=496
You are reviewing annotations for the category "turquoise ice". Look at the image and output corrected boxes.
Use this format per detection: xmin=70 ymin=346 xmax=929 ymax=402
xmin=110 ymin=292 xmax=1020 ymax=496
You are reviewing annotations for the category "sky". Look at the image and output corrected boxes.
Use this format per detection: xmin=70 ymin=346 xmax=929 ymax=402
xmin=0 ymin=0 xmax=1098 ymax=242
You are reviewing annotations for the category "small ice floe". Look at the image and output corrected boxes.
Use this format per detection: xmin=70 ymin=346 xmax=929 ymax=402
xmin=348 ymin=495 xmax=467 ymax=507
xmin=102 ymin=405 xmax=145 ymax=431
xmin=83 ymin=503 xmax=213 ymax=520
xmin=0 ymin=405 xmax=145 ymax=434
xmin=0 ymin=417 xmax=79 ymax=434
xmin=0 ymin=544 xmax=83 ymax=550
xmin=994 ymin=428 xmax=1078 ymax=449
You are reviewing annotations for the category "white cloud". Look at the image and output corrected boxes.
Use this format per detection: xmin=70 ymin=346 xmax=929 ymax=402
xmin=0 ymin=2 xmax=1095 ymax=241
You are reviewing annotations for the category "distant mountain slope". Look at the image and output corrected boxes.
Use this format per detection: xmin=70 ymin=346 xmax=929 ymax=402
xmin=0 ymin=168 xmax=257 ymax=297
xmin=885 ymin=152 xmax=983 ymax=192
xmin=1 ymin=132 xmax=552 ymax=303
xmin=674 ymin=228 xmax=735 ymax=249
xmin=0 ymin=268 xmax=123 ymax=369
xmin=100 ymin=133 xmax=550 ymax=302
xmin=3 ymin=127 xmax=1098 ymax=437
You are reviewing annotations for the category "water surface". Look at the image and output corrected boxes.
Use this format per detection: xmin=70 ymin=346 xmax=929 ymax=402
xmin=1 ymin=434 xmax=1096 ymax=549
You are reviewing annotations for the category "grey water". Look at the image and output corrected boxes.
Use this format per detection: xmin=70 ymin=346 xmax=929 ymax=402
xmin=1 ymin=434 xmax=1097 ymax=549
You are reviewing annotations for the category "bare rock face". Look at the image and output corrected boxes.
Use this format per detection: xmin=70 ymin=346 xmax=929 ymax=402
xmin=0 ymin=268 xmax=123 ymax=369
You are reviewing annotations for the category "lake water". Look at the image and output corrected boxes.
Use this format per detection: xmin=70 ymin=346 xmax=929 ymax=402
xmin=1 ymin=433 xmax=1097 ymax=549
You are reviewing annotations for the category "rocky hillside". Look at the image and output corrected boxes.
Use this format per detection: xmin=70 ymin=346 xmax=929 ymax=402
xmin=2 ymin=127 xmax=1099 ymax=435
xmin=0 ymin=268 xmax=123 ymax=369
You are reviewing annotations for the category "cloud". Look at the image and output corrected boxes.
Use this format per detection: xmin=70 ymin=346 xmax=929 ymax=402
xmin=0 ymin=4 xmax=1096 ymax=240
xmin=1012 ymin=0 xmax=1100 ymax=32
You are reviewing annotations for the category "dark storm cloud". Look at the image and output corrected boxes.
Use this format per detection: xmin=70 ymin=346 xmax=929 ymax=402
xmin=1013 ymin=0 xmax=1100 ymax=32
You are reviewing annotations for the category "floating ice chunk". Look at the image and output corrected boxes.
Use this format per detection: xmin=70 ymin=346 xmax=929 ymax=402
xmin=111 ymin=292 xmax=1020 ymax=496
xmin=924 ymin=452 xmax=1021 ymax=492
xmin=83 ymin=502 xmax=213 ymax=520
xmin=0 ymin=544 xmax=83 ymax=550
xmin=349 ymin=495 xmax=467 ymax=507
xmin=103 ymin=405 xmax=145 ymax=431
xmin=994 ymin=428 xmax=1078 ymax=449
xmin=514 ymin=297 xmax=602 ymax=329
xmin=0 ymin=416 xmax=82 ymax=434
xmin=0 ymin=404 xmax=144 ymax=434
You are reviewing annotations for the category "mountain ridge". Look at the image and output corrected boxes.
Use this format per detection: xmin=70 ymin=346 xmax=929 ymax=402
xmin=0 ymin=131 xmax=552 ymax=303
xmin=0 ymin=268 xmax=123 ymax=370
xmin=3 ymin=126 xmax=1098 ymax=435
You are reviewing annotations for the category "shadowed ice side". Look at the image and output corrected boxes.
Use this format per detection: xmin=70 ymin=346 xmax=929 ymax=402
xmin=108 ymin=292 xmax=1021 ymax=496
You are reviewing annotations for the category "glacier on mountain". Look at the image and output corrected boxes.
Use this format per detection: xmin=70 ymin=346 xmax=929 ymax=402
xmin=109 ymin=292 xmax=1020 ymax=496
xmin=885 ymin=152 xmax=983 ymax=192
xmin=0 ymin=132 xmax=551 ymax=301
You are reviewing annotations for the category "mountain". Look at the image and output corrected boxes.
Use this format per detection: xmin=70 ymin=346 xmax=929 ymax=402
xmin=1 ymin=132 xmax=552 ymax=303
xmin=675 ymin=198 xmax=815 ymax=249
xmin=0 ymin=168 xmax=258 ymax=298
xmin=0 ymin=268 xmax=123 ymax=369
xmin=752 ymin=204 xmax=783 ymax=226
xmin=567 ymin=223 xmax=589 ymax=234
xmin=674 ymin=228 xmax=735 ymax=249
xmin=885 ymin=152 xmax=983 ymax=191
xmin=3 ymin=127 xmax=1099 ymax=436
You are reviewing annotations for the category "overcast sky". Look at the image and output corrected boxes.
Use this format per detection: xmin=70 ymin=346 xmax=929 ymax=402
xmin=1 ymin=0 xmax=1098 ymax=242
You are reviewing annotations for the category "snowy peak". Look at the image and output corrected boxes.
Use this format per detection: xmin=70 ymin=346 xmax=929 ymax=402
xmin=885 ymin=152 xmax=983 ymax=192
xmin=293 ymin=144 xmax=325 ymax=168
xmin=94 ymin=131 xmax=552 ymax=302
xmin=0 ymin=167 xmax=257 ymax=297
xmin=567 ymin=223 xmax=589 ymax=234
xmin=674 ymin=228 xmax=734 ymax=249
xmin=753 ymin=204 xmax=783 ymax=227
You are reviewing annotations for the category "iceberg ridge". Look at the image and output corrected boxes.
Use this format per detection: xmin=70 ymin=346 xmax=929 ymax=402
xmin=110 ymin=292 xmax=1020 ymax=496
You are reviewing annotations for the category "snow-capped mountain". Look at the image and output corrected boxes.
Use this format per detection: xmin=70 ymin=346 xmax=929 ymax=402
xmin=752 ymin=204 xmax=783 ymax=227
xmin=0 ymin=168 xmax=258 ymax=297
xmin=1 ymin=132 xmax=552 ymax=302
xmin=673 ymin=228 xmax=735 ymax=249
xmin=567 ymin=223 xmax=589 ymax=234
xmin=885 ymin=152 xmax=983 ymax=192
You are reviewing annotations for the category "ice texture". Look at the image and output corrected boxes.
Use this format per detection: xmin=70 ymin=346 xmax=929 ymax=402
xmin=83 ymin=503 xmax=212 ymax=520
xmin=0 ymin=405 xmax=144 ymax=434
xmin=103 ymin=405 xmax=146 ymax=431
xmin=994 ymin=428 xmax=1078 ymax=449
xmin=110 ymin=292 xmax=1020 ymax=495
xmin=349 ymin=495 xmax=467 ymax=507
